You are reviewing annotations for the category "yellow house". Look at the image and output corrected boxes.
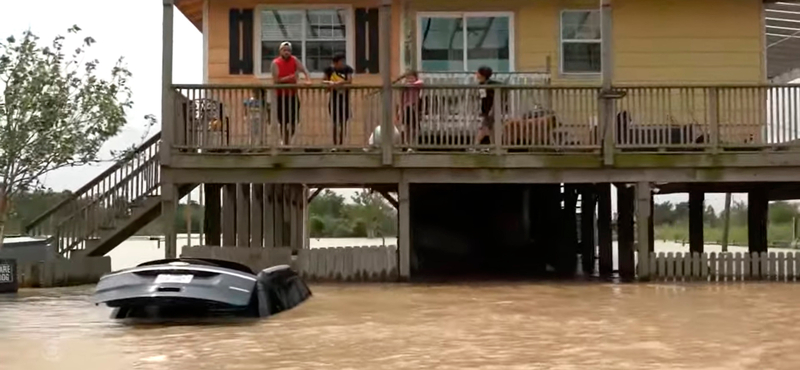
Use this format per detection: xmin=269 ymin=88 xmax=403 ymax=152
xmin=22 ymin=0 xmax=798 ymax=277
xmin=175 ymin=0 xmax=767 ymax=85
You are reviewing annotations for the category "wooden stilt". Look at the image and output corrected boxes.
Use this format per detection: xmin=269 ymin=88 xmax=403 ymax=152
xmin=597 ymin=183 xmax=613 ymax=277
xmin=580 ymin=186 xmax=597 ymax=275
xmin=236 ymin=183 xmax=250 ymax=247
xmin=616 ymin=183 xmax=635 ymax=280
xmin=203 ymin=184 xmax=221 ymax=246
xmin=689 ymin=188 xmax=704 ymax=254
xmin=222 ymin=184 xmax=236 ymax=247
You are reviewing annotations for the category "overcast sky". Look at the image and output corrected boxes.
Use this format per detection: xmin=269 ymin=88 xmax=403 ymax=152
xmin=1 ymin=0 xmax=794 ymax=213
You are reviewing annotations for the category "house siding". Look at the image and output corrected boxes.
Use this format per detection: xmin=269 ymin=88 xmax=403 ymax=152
xmin=613 ymin=0 xmax=764 ymax=84
xmin=206 ymin=0 xmax=402 ymax=85
xmin=199 ymin=0 xmax=765 ymax=147
xmin=204 ymin=0 xmax=765 ymax=85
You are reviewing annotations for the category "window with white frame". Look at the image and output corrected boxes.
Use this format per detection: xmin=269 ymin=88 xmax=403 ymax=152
xmin=418 ymin=13 xmax=513 ymax=73
xmin=561 ymin=10 xmax=601 ymax=74
xmin=258 ymin=8 xmax=349 ymax=74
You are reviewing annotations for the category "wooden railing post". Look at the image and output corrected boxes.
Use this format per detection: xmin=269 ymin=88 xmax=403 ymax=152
xmin=270 ymin=89 xmax=279 ymax=156
xmin=161 ymin=0 xmax=174 ymax=166
xmin=709 ymin=87 xmax=720 ymax=153
xmin=493 ymin=88 xmax=503 ymax=155
xmin=380 ymin=0 xmax=394 ymax=165
xmin=600 ymin=0 xmax=614 ymax=165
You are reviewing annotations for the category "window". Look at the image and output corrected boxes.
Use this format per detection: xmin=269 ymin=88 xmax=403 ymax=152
xmin=561 ymin=10 xmax=601 ymax=74
xmin=418 ymin=13 xmax=513 ymax=73
xmin=258 ymin=8 xmax=349 ymax=75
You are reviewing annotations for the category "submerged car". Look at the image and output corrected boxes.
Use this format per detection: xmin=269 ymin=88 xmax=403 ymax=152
xmin=92 ymin=258 xmax=311 ymax=319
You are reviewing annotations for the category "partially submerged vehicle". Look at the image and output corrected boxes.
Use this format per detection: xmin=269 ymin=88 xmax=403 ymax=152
xmin=92 ymin=258 xmax=311 ymax=319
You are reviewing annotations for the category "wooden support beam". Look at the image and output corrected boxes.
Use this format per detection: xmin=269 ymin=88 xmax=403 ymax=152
xmin=237 ymin=183 xmax=251 ymax=247
xmin=264 ymin=184 xmax=275 ymax=248
xmin=398 ymin=179 xmax=410 ymax=279
xmin=580 ymin=187 xmax=597 ymax=275
xmin=748 ymin=189 xmax=768 ymax=253
xmin=648 ymin=193 xmax=654 ymax=253
xmin=307 ymin=187 xmax=324 ymax=203
xmin=275 ymin=185 xmax=285 ymax=247
xmin=380 ymin=0 xmax=393 ymax=165
xmin=563 ymin=185 xmax=579 ymax=274
xmin=636 ymin=182 xmax=652 ymax=280
xmin=689 ymin=189 xmax=704 ymax=254
xmin=302 ymin=185 xmax=309 ymax=249
xmin=251 ymin=184 xmax=264 ymax=248
xmin=160 ymin=0 xmax=174 ymax=166
xmin=290 ymin=185 xmax=300 ymax=251
xmin=203 ymin=183 xmax=221 ymax=246
xmin=222 ymin=184 xmax=236 ymax=247
xmin=616 ymin=183 xmax=635 ymax=280
xmin=162 ymin=177 xmax=178 ymax=258
xmin=377 ymin=190 xmax=399 ymax=209
xmin=597 ymin=183 xmax=613 ymax=277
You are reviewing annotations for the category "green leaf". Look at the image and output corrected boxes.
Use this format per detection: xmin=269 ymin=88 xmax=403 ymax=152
xmin=0 ymin=26 xmax=141 ymax=232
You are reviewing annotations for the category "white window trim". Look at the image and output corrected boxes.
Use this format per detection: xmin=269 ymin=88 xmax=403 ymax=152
xmin=559 ymin=9 xmax=602 ymax=76
xmin=254 ymin=4 xmax=355 ymax=79
xmin=416 ymin=11 xmax=516 ymax=73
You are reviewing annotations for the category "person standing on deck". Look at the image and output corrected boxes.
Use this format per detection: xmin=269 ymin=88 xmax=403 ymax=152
xmin=271 ymin=41 xmax=311 ymax=146
xmin=474 ymin=66 xmax=500 ymax=148
xmin=323 ymin=54 xmax=354 ymax=148
xmin=399 ymin=70 xmax=424 ymax=148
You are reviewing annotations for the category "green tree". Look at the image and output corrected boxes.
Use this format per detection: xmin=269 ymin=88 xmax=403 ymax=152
xmin=308 ymin=190 xmax=350 ymax=237
xmin=307 ymin=189 xmax=397 ymax=238
xmin=345 ymin=190 xmax=397 ymax=238
xmin=769 ymin=201 xmax=798 ymax=224
xmin=0 ymin=26 xmax=133 ymax=248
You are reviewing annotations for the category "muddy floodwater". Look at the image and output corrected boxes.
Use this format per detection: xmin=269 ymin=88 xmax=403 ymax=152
xmin=2 ymin=283 xmax=800 ymax=370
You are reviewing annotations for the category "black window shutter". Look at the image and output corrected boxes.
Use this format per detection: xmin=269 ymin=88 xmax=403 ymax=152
xmin=367 ymin=8 xmax=380 ymax=73
xmin=355 ymin=8 xmax=380 ymax=74
xmin=229 ymin=8 xmax=254 ymax=75
xmin=355 ymin=8 xmax=369 ymax=73
xmin=229 ymin=9 xmax=241 ymax=74
xmin=240 ymin=9 xmax=254 ymax=74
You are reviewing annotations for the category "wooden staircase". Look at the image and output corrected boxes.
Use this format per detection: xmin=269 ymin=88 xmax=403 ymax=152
xmin=24 ymin=132 xmax=191 ymax=258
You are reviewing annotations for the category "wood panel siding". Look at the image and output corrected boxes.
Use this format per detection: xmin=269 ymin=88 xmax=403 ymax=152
xmin=408 ymin=0 xmax=763 ymax=84
xmin=190 ymin=0 xmax=765 ymax=84
xmin=206 ymin=0 xmax=402 ymax=85
xmin=613 ymin=0 xmax=764 ymax=83
xmin=180 ymin=0 xmax=766 ymax=149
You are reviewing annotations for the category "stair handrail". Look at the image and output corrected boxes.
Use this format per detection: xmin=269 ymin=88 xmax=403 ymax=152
xmin=52 ymin=151 xmax=161 ymax=256
xmin=24 ymin=132 xmax=162 ymax=234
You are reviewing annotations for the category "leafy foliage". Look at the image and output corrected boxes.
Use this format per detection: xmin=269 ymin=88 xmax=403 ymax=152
xmin=0 ymin=26 xmax=135 ymax=247
xmin=5 ymin=189 xmax=398 ymax=239
xmin=654 ymin=200 xmax=800 ymax=246
xmin=308 ymin=189 xmax=397 ymax=238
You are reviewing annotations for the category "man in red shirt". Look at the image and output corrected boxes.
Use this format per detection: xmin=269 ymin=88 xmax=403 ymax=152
xmin=271 ymin=41 xmax=311 ymax=145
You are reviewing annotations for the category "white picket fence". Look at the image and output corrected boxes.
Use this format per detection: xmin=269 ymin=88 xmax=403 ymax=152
xmin=296 ymin=245 xmax=398 ymax=282
xmin=648 ymin=251 xmax=800 ymax=282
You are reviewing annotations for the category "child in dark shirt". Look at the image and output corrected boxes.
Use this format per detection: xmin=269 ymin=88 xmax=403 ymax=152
xmin=475 ymin=66 xmax=500 ymax=146
xmin=323 ymin=54 xmax=354 ymax=146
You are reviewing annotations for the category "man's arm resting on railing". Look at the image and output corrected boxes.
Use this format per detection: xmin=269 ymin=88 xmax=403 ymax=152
xmin=296 ymin=57 xmax=312 ymax=84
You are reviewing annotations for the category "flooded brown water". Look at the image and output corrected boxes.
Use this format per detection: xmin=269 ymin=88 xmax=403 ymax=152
xmin=2 ymin=283 xmax=800 ymax=370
